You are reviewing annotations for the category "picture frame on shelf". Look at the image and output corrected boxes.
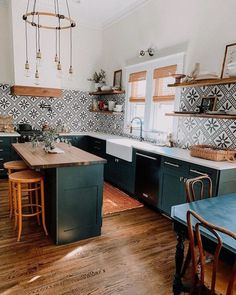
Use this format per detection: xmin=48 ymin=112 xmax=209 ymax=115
xmin=199 ymin=96 xmax=217 ymax=113
xmin=113 ymin=69 xmax=122 ymax=89
xmin=221 ymin=43 xmax=236 ymax=78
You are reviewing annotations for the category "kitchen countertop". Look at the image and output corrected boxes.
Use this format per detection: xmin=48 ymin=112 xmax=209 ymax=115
xmin=12 ymin=142 xmax=106 ymax=169
xmin=0 ymin=132 xmax=20 ymax=137
xmin=59 ymin=132 xmax=236 ymax=171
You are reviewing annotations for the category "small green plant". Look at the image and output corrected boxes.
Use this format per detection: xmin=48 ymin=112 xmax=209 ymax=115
xmin=88 ymin=69 xmax=106 ymax=83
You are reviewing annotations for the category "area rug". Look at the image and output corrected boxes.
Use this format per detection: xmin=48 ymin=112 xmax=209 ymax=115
xmin=103 ymin=182 xmax=143 ymax=216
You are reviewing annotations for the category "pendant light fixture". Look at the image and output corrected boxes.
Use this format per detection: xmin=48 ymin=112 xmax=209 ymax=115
xmin=23 ymin=0 xmax=76 ymax=84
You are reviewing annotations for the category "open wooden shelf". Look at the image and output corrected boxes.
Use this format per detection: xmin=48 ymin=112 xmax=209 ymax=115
xmin=90 ymin=110 xmax=123 ymax=115
xmin=11 ymin=85 xmax=62 ymax=97
xmin=166 ymin=112 xmax=236 ymax=120
xmin=89 ymin=90 xmax=125 ymax=96
xmin=168 ymin=77 xmax=236 ymax=88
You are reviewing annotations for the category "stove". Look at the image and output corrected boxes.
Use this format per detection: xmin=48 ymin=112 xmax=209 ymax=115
xmin=17 ymin=130 xmax=43 ymax=143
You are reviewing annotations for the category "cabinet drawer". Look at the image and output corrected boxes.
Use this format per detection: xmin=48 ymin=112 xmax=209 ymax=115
xmin=0 ymin=137 xmax=11 ymax=147
xmin=162 ymin=157 xmax=189 ymax=172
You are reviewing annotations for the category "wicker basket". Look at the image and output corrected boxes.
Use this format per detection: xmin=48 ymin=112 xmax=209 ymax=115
xmin=190 ymin=145 xmax=236 ymax=162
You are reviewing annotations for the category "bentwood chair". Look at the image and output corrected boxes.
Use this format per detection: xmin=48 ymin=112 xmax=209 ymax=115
xmin=187 ymin=209 xmax=236 ymax=295
xmin=9 ymin=170 xmax=48 ymax=242
xmin=185 ymin=175 xmax=213 ymax=203
xmin=181 ymin=175 xmax=213 ymax=277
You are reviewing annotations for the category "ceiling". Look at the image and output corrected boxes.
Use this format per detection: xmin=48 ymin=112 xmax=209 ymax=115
xmin=0 ymin=0 xmax=150 ymax=30
xmin=60 ymin=0 xmax=151 ymax=29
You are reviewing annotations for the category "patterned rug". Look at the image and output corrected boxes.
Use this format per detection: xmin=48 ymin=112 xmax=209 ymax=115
xmin=103 ymin=182 xmax=143 ymax=216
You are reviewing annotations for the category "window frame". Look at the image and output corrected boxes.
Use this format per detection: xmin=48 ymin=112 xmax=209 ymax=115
xmin=124 ymin=52 xmax=185 ymax=138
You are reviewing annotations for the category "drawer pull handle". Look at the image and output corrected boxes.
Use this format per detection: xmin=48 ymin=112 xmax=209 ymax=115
xmin=0 ymin=158 xmax=3 ymax=161
xmin=190 ymin=169 xmax=208 ymax=176
xmin=94 ymin=146 xmax=101 ymax=150
xmin=0 ymin=140 xmax=3 ymax=143
xmin=0 ymin=168 xmax=4 ymax=171
xmin=0 ymin=149 xmax=3 ymax=152
xmin=142 ymin=193 xmax=149 ymax=198
xmin=94 ymin=140 xmax=101 ymax=144
xmin=136 ymin=153 xmax=157 ymax=161
xmin=164 ymin=161 xmax=180 ymax=168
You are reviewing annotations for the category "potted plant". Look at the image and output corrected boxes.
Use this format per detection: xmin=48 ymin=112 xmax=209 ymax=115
xmin=88 ymin=69 xmax=106 ymax=90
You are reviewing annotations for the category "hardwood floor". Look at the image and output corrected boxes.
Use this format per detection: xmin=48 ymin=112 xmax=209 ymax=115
xmin=0 ymin=179 xmax=176 ymax=295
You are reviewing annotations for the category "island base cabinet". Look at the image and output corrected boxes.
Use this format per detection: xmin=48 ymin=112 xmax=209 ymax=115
xmin=44 ymin=164 xmax=104 ymax=245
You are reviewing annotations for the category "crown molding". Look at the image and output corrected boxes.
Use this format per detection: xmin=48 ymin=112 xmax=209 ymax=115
xmin=102 ymin=0 xmax=152 ymax=30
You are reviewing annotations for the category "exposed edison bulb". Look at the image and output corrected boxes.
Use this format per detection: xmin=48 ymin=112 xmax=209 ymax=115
xmin=54 ymin=54 xmax=59 ymax=63
xmin=34 ymin=68 xmax=40 ymax=85
xmin=68 ymin=66 xmax=74 ymax=81
xmin=24 ymin=61 xmax=30 ymax=77
xmin=57 ymin=62 xmax=63 ymax=79
xmin=36 ymin=50 xmax=42 ymax=67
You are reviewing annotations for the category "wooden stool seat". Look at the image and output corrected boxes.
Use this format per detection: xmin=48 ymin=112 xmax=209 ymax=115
xmin=9 ymin=170 xmax=42 ymax=183
xmin=3 ymin=160 xmax=28 ymax=171
xmin=4 ymin=160 xmax=29 ymax=218
xmin=9 ymin=170 xmax=48 ymax=242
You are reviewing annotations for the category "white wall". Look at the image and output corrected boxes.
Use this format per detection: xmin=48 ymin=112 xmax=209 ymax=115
xmin=102 ymin=0 xmax=236 ymax=86
xmin=0 ymin=1 xmax=14 ymax=83
xmin=7 ymin=0 xmax=103 ymax=91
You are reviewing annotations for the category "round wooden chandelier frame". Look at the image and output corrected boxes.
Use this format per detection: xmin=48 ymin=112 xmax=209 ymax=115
xmin=23 ymin=12 xmax=76 ymax=30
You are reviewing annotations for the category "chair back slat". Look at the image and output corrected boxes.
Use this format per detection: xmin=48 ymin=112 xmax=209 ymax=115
xmin=187 ymin=210 xmax=236 ymax=295
xmin=186 ymin=175 xmax=213 ymax=203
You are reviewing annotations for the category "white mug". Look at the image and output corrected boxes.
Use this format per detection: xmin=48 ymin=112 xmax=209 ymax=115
xmin=115 ymin=104 xmax=123 ymax=112
xmin=108 ymin=101 xmax=116 ymax=111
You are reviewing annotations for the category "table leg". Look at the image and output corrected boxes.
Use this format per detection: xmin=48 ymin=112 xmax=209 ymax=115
xmin=173 ymin=232 xmax=185 ymax=295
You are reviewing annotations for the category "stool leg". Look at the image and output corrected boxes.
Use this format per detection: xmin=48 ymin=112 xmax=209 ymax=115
xmin=40 ymin=179 xmax=48 ymax=236
xmin=8 ymin=178 xmax=13 ymax=219
xmin=13 ymin=183 xmax=18 ymax=230
xmin=17 ymin=183 xmax=22 ymax=242
xmin=28 ymin=183 xmax=34 ymax=214
xmin=35 ymin=184 xmax=41 ymax=226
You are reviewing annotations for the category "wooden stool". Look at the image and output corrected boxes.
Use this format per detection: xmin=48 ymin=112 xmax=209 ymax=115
xmin=9 ymin=170 xmax=48 ymax=242
xmin=3 ymin=160 xmax=28 ymax=218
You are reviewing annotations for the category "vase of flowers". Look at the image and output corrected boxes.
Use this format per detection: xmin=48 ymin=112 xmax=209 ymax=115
xmin=88 ymin=69 xmax=106 ymax=90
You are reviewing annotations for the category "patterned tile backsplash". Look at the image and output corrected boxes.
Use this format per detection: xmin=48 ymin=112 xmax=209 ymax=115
xmin=0 ymin=84 xmax=125 ymax=135
xmin=177 ymin=84 xmax=236 ymax=149
xmin=1 ymin=82 xmax=236 ymax=149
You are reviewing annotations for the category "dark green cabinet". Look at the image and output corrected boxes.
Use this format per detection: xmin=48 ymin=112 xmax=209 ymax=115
xmin=160 ymin=157 xmax=189 ymax=215
xmin=105 ymin=155 xmax=135 ymax=195
xmin=61 ymin=136 xmax=88 ymax=151
xmin=0 ymin=136 xmax=19 ymax=178
xmin=87 ymin=137 xmax=106 ymax=158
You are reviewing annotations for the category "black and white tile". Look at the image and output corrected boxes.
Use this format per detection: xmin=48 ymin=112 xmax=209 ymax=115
xmin=177 ymin=83 xmax=236 ymax=149
xmin=0 ymin=84 xmax=125 ymax=135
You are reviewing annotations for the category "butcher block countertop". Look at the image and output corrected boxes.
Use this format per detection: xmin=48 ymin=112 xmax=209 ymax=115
xmin=12 ymin=142 xmax=106 ymax=169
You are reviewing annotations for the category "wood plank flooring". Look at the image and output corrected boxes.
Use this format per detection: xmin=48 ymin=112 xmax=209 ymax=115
xmin=0 ymin=179 xmax=177 ymax=295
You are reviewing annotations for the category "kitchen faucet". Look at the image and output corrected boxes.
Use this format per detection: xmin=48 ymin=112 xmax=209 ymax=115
xmin=130 ymin=117 xmax=144 ymax=142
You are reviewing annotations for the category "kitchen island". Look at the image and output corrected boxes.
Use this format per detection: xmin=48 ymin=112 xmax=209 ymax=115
xmin=12 ymin=142 xmax=107 ymax=245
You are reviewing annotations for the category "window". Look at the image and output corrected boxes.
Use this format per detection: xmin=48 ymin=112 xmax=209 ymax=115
xmin=128 ymin=71 xmax=147 ymax=123
xmin=125 ymin=53 xmax=184 ymax=138
xmin=152 ymin=65 xmax=176 ymax=133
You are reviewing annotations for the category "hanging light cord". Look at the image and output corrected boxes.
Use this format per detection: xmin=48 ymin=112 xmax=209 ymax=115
xmin=25 ymin=0 xmax=30 ymax=63
xmin=66 ymin=0 xmax=73 ymax=68
xmin=37 ymin=14 xmax=40 ymax=53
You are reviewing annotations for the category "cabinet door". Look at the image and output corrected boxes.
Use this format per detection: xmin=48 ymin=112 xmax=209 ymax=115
xmin=117 ymin=158 xmax=135 ymax=195
xmin=87 ymin=137 xmax=106 ymax=158
xmin=188 ymin=164 xmax=219 ymax=198
xmin=135 ymin=151 xmax=161 ymax=207
xmin=104 ymin=155 xmax=119 ymax=184
xmin=160 ymin=158 xmax=189 ymax=215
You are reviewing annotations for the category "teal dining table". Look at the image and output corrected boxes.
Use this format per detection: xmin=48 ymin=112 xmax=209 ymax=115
xmin=171 ymin=193 xmax=236 ymax=295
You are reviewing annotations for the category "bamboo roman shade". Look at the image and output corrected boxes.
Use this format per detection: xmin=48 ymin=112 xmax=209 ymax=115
xmin=153 ymin=65 xmax=177 ymax=102
xmin=129 ymin=71 xmax=147 ymax=102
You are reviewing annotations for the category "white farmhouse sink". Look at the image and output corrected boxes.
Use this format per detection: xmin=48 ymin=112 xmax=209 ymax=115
xmin=106 ymin=138 xmax=134 ymax=162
